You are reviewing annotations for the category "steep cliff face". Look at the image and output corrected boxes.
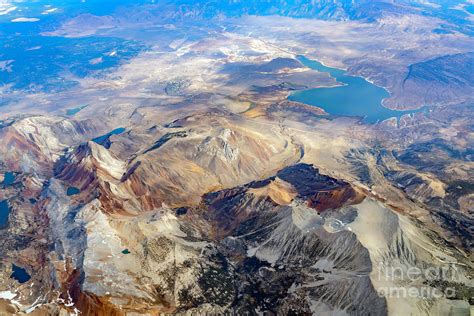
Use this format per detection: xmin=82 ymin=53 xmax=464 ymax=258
xmin=0 ymin=116 xmax=98 ymax=174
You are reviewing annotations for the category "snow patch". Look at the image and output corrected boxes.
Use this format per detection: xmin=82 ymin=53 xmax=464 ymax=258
xmin=11 ymin=17 xmax=40 ymax=22
xmin=0 ymin=290 xmax=18 ymax=300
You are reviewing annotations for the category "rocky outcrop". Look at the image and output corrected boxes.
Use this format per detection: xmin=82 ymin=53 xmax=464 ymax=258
xmin=0 ymin=116 xmax=98 ymax=174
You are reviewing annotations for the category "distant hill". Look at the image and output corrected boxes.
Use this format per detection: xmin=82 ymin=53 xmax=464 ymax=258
xmin=386 ymin=52 xmax=474 ymax=109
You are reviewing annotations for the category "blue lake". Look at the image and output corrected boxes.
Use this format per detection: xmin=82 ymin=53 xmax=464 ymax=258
xmin=0 ymin=200 xmax=10 ymax=229
xmin=67 ymin=187 xmax=81 ymax=196
xmin=3 ymin=172 xmax=15 ymax=186
xmin=10 ymin=264 xmax=31 ymax=283
xmin=66 ymin=105 xmax=88 ymax=116
xmin=289 ymin=56 xmax=421 ymax=124
xmin=92 ymin=127 xmax=126 ymax=148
